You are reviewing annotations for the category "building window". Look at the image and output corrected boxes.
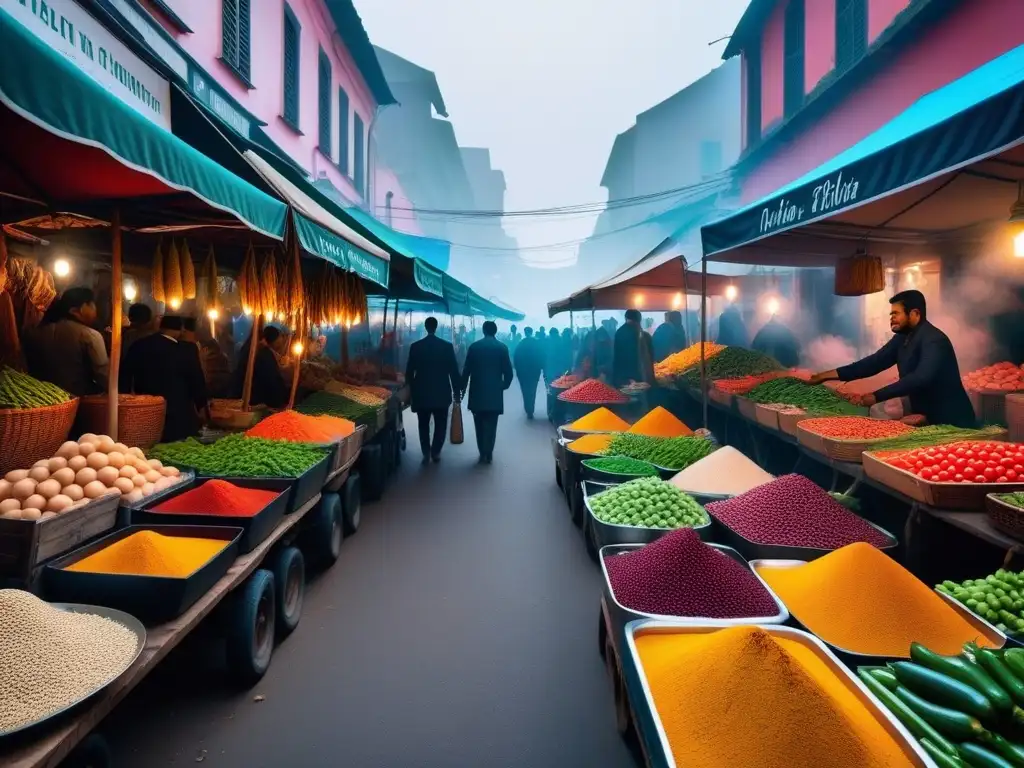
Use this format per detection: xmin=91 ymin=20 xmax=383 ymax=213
xmin=699 ymin=141 xmax=722 ymax=179
xmin=337 ymin=88 xmax=350 ymax=174
xmin=836 ymin=0 xmax=867 ymax=74
xmin=783 ymin=0 xmax=805 ymax=117
xmin=745 ymin=42 xmax=762 ymax=147
xmin=282 ymin=4 xmax=300 ymax=129
xmin=318 ymin=48 xmax=332 ymax=155
xmin=221 ymin=0 xmax=251 ymax=82
xmin=353 ymin=114 xmax=365 ymax=196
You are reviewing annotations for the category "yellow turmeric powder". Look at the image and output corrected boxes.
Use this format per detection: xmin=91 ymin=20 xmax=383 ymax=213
xmin=567 ymin=433 xmax=613 ymax=455
xmin=66 ymin=530 xmax=229 ymax=578
xmin=628 ymin=406 xmax=692 ymax=438
xmin=756 ymin=543 xmax=995 ymax=657
xmin=568 ymin=407 xmax=629 ymax=432
xmin=636 ymin=627 xmax=912 ymax=768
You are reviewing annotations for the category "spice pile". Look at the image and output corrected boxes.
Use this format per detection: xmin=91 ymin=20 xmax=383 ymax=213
xmin=963 ymin=361 xmax=1024 ymax=393
xmin=245 ymin=410 xmax=355 ymax=443
xmin=712 ymin=373 xmax=784 ymax=395
xmin=938 ymin=567 xmax=1024 ymax=635
xmin=324 ymin=379 xmax=387 ymax=405
xmin=0 ymin=590 xmax=139 ymax=732
xmin=678 ymin=347 xmax=783 ymax=387
xmin=605 ymin=528 xmax=778 ymax=618
xmin=581 ymin=456 xmax=659 ymax=478
xmin=881 ymin=440 xmax=1024 ymax=483
xmin=606 ymin=433 xmax=714 ymax=470
xmin=550 ymin=373 xmax=580 ymax=389
xmin=747 ymin=377 xmax=863 ymax=415
xmin=567 ymin=407 xmax=629 ymax=432
xmin=557 ymin=378 xmax=629 ymax=404
xmin=628 ymin=407 xmax=692 ymax=438
xmin=871 ymin=425 xmax=1007 ymax=452
xmin=798 ymin=416 xmax=914 ymax=440
xmin=0 ymin=366 xmax=72 ymax=409
xmin=567 ymin=433 xmax=613 ymax=455
xmin=653 ymin=342 xmax=725 ymax=377
xmin=297 ymin=391 xmax=378 ymax=423
xmin=669 ymin=446 xmax=774 ymax=497
xmin=151 ymin=479 xmax=279 ymax=518
xmin=635 ymin=626 xmax=912 ymax=768
xmin=757 ymin=543 xmax=987 ymax=656
xmin=588 ymin=477 xmax=708 ymax=530
xmin=706 ymin=474 xmax=892 ymax=549
xmin=65 ymin=530 xmax=229 ymax=578
xmin=149 ymin=434 xmax=327 ymax=478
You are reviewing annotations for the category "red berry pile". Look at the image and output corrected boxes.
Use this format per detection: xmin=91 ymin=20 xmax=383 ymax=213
xmin=705 ymin=474 xmax=892 ymax=549
xmin=557 ymin=378 xmax=629 ymax=404
xmin=885 ymin=441 xmax=1024 ymax=484
xmin=605 ymin=528 xmax=779 ymax=618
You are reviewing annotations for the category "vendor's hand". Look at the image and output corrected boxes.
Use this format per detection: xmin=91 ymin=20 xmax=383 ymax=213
xmin=861 ymin=393 xmax=878 ymax=407
xmin=809 ymin=371 xmax=835 ymax=385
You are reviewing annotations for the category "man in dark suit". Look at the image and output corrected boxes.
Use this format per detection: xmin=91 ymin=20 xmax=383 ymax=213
xmin=512 ymin=327 xmax=544 ymax=419
xmin=461 ymin=321 xmax=514 ymax=464
xmin=405 ymin=316 xmax=461 ymax=464
xmin=612 ymin=309 xmax=655 ymax=386
xmin=119 ymin=316 xmax=206 ymax=442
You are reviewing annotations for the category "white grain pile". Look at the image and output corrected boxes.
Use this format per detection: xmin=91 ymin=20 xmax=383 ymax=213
xmin=669 ymin=446 xmax=775 ymax=497
xmin=0 ymin=589 xmax=138 ymax=732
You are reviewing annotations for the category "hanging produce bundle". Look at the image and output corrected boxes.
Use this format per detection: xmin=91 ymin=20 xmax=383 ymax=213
xmin=237 ymin=244 xmax=260 ymax=315
xmin=963 ymin=362 xmax=1024 ymax=394
xmin=163 ymin=240 xmax=183 ymax=307
xmin=881 ymin=440 xmax=1024 ymax=483
xmin=201 ymin=245 xmax=218 ymax=313
xmin=150 ymin=241 xmax=165 ymax=303
xmin=259 ymin=250 xmax=278 ymax=319
xmin=678 ymin=347 xmax=783 ymax=386
xmin=180 ymin=240 xmax=196 ymax=300
xmin=287 ymin=236 xmax=304 ymax=318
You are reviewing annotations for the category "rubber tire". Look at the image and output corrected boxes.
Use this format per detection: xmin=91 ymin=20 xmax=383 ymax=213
xmin=225 ymin=570 xmax=275 ymax=688
xmin=62 ymin=734 xmax=111 ymax=768
xmin=341 ymin=472 xmax=362 ymax=536
xmin=555 ymin=462 xmax=563 ymax=490
xmin=598 ymin=609 xmax=608 ymax=660
xmin=359 ymin=444 xmax=385 ymax=501
xmin=270 ymin=546 xmax=304 ymax=639
xmin=379 ymin=428 xmax=395 ymax=477
xmin=307 ymin=492 xmax=343 ymax=568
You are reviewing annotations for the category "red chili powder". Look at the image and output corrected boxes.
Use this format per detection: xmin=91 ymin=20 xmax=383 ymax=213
xmin=152 ymin=479 xmax=279 ymax=518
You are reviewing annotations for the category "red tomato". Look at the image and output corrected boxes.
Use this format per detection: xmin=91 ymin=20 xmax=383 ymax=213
xmin=979 ymin=451 xmax=990 ymax=460
xmin=974 ymin=475 xmax=988 ymax=483
xmin=1007 ymin=469 xmax=1018 ymax=481
xmin=965 ymin=450 xmax=975 ymax=459
xmin=937 ymin=471 xmax=950 ymax=482
xmin=955 ymin=474 xmax=965 ymax=482
xmin=999 ymin=476 xmax=1009 ymax=483
xmin=984 ymin=467 xmax=999 ymax=482
xmin=920 ymin=468 xmax=934 ymax=480
xmin=955 ymin=459 xmax=968 ymax=471
xmin=964 ymin=467 xmax=977 ymax=479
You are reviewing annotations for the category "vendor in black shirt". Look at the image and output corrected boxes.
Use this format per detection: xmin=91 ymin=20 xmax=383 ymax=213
xmin=810 ymin=290 xmax=975 ymax=427
xmin=232 ymin=325 xmax=289 ymax=409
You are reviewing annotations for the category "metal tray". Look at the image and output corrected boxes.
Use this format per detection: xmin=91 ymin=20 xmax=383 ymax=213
xmin=580 ymin=458 xmax=660 ymax=485
xmin=706 ymin=508 xmax=898 ymax=562
xmin=620 ymin=621 xmax=938 ymax=768
xmin=0 ymin=603 xmax=146 ymax=741
xmin=583 ymin=482 xmax=712 ymax=549
xmin=748 ymin=559 xmax=1007 ymax=664
xmin=933 ymin=587 xmax=1023 ymax=647
xmin=599 ymin=543 xmax=788 ymax=662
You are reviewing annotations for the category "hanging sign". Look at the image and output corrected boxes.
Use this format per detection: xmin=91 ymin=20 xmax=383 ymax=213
xmin=4 ymin=0 xmax=171 ymax=129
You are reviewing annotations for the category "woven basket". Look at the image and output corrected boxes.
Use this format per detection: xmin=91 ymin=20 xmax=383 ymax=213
xmin=76 ymin=395 xmax=166 ymax=449
xmin=0 ymin=398 xmax=79 ymax=476
xmin=987 ymin=494 xmax=1024 ymax=541
xmin=1008 ymin=394 xmax=1024 ymax=441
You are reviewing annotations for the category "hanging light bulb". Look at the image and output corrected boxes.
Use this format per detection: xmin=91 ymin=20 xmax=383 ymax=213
xmin=123 ymin=282 xmax=137 ymax=302
xmin=168 ymin=298 xmax=181 ymax=310
xmin=633 ymin=293 xmax=645 ymax=308
xmin=207 ymin=308 xmax=219 ymax=320
xmin=353 ymin=314 xmax=361 ymax=324
xmin=265 ymin=311 xmax=274 ymax=322
xmin=1010 ymin=181 xmax=1024 ymax=258
xmin=53 ymin=258 xmax=71 ymax=278
xmin=725 ymin=285 xmax=738 ymax=301
xmin=243 ymin=305 xmax=253 ymax=316
xmin=1015 ymin=231 xmax=1024 ymax=259
xmin=291 ymin=341 xmax=304 ymax=356
xmin=766 ymin=296 xmax=781 ymax=316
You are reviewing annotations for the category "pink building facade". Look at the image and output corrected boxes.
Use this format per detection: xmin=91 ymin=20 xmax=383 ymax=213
xmin=136 ymin=0 xmax=417 ymax=230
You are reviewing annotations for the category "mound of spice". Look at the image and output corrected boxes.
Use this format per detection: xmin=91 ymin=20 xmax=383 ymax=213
xmin=0 ymin=590 xmax=139 ymax=732
xmin=324 ymin=380 xmax=386 ymax=405
xmin=550 ymin=373 xmax=581 ymax=389
xmin=606 ymin=528 xmax=778 ymax=618
xmin=798 ymin=416 xmax=913 ymax=440
xmin=65 ymin=530 xmax=229 ymax=578
xmin=581 ymin=456 xmax=659 ymax=478
xmin=606 ymin=433 xmax=714 ymax=470
xmin=245 ymin=410 xmax=355 ymax=443
xmin=669 ymin=446 xmax=774 ymax=497
xmin=653 ymin=342 xmax=725 ymax=377
xmin=568 ymin=407 xmax=629 ymax=432
xmin=635 ymin=626 xmax=913 ymax=768
xmin=297 ymin=391 xmax=378 ymax=423
xmin=756 ymin=543 xmax=995 ymax=657
xmin=149 ymin=434 xmax=327 ymax=478
xmin=567 ymin=433 xmax=613 ymax=455
xmin=706 ymin=474 xmax=892 ymax=549
xmin=151 ymin=479 xmax=279 ymax=518
xmin=557 ymin=378 xmax=629 ymax=404
xmin=678 ymin=347 xmax=783 ymax=386
xmin=628 ymin=406 xmax=692 ymax=438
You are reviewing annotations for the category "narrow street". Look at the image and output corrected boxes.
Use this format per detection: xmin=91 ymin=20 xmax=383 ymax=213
xmin=101 ymin=396 xmax=634 ymax=768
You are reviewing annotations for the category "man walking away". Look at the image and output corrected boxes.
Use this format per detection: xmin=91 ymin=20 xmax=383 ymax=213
xmin=461 ymin=321 xmax=514 ymax=464
xmin=613 ymin=309 xmax=655 ymax=386
xmin=513 ymin=327 xmax=544 ymax=419
xmin=652 ymin=311 xmax=687 ymax=363
xmin=405 ymin=316 xmax=461 ymax=464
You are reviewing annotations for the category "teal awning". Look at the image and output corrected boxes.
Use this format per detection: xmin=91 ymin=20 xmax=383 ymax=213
xmin=0 ymin=8 xmax=287 ymax=237
xmin=345 ymin=206 xmax=451 ymax=272
xmin=413 ymin=259 xmax=444 ymax=297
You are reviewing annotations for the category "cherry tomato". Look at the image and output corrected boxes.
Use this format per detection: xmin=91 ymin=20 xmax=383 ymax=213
xmin=920 ymin=467 xmax=934 ymax=480
xmin=974 ymin=475 xmax=987 ymax=483
xmin=964 ymin=467 xmax=977 ymax=479
xmin=937 ymin=471 xmax=950 ymax=482
xmin=1007 ymin=469 xmax=1018 ymax=481
xmin=999 ymin=476 xmax=1009 ymax=483
xmin=955 ymin=474 xmax=965 ymax=482
xmin=984 ymin=467 xmax=999 ymax=482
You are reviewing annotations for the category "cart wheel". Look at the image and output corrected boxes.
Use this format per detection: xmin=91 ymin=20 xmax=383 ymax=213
xmin=570 ymin=482 xmax=585 ymax=528
xmin=225 ymin=569 xmax=275 ymax=687
xmin=584 ymin=517 xmax=599 ymax=564
xmin=341 ymin=472 xmax=362 ymax=536
xmin=555 ymin=463 xmax=563 ymax=490
xmin=598 ymin=609 xmax=608 ymax=660
xmin=270 ymin=546 xmax=304 ymax=639
xmin=611 ymin=659 xmax=632 ymax=736
xmin=61 ymin=733 xmax=111 ymax=768
xmin=307 ymin=492 xmax=343 ymax=567
xmin=359 ymin=444 xmax=385 ymax=501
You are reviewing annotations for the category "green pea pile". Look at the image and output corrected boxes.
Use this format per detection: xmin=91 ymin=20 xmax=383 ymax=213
xmin=589 ymin=477 xmax=709 ymax=529
xmin=581 ymin=456 xmax=660 ymax=478
xmin=746 ymin=377 xmax=863 ymax=415
xmin=297 ymin=391 xmax=379 ymax=425
xmin=937 ymin=569 xmax=1024 ymax=635
xmin=605 ymin=433 xmax=715 ymax=470
xmin=149 ymin=434 xmax=328 ymax=478
xmin=678 ymin=347 xmax=782 ymax=386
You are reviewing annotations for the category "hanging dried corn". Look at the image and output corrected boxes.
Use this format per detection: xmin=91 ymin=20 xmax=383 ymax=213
xmin=150 ymin=240 xmax=165 ymax=303
xmin=180 ymin=240 xmax=196 ymax=299
xmin=288 ymin=229 xmax=304 ymax=315
xmin=238 ymin=243 xmax=259 ymax=315
xmin=259 ymin=249 xmax=278 ymax=320
xmin=164 ymin=240 xmax=184 ymax=307
xmin=201 ymin=244 xmax=218 ymax=312
xmin=275 ymin=249 xmax=291 ymax=320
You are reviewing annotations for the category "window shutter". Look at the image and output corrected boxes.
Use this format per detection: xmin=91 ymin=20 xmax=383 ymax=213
xmin=783 ymin=0 xmax=805 ymax=117
xmin=836 ymin=0 xmax=867 ymax=74
xmin=237 ymin=0 xmax=250 ymax=80
xmin=338 ymin=88 xmax=350 ymax=174
xmin=745 ymin=43 xmax=762 ymax=147
xmin=318 ymin=49 xmax=332 ymax=154
xmin=353 ymin=114 xmax=365 ymax=197
xmin=282 ymin=5 xmax=300 ymax=128
xmin=221 ymin=0 xmax=250 ymax=81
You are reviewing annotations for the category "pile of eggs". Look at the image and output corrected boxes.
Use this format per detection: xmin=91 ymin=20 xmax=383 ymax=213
xmin=0 ymin=434 xmax=184 ymax=522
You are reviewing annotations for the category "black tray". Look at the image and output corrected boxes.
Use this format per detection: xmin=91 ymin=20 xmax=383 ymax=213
xmin=198 ymin=455 xmax=328 ymax=513
xmin=44 ymin=525 xmax=242 ymax=624
xmin=130 ymin=479 xmax=288 ymax=554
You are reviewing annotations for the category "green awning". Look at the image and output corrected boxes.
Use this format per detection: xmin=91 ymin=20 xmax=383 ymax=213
xmin=413 ymin=259 xmax=444 ymax=297
xmin=0 ymin=7 xmax=287 ymax=237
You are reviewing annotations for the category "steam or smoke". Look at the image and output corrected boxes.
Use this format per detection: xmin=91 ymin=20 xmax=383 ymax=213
xmin=804 ymin=334 xmax=857 ymax=371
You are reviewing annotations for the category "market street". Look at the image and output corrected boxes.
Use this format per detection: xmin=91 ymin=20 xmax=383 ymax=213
xmin=101 ymin=396 xmax=634 ymax=767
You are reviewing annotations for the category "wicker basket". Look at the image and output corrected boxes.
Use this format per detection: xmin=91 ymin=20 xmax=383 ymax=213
xmin=76 ymin=395 xmax=166 ymax=449
xmin=0 ymin=398 xmax=79 ymax=476
xmin=1008 ymin=394 xmax=1024 ymax=442
xmin=986 ymin=493 xmax=1024 ymax=541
